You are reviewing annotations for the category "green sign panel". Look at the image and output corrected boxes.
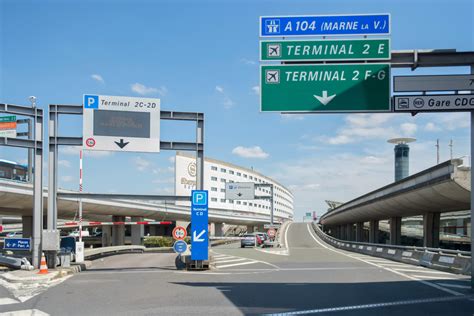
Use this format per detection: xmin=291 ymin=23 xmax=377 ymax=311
xmin=0 ymin=115 xmax=16 ymax=123
xmin=260 ymin=39 xmax=390 ymax=62
xmin=261 ymin=64 xmax=390 ymax=112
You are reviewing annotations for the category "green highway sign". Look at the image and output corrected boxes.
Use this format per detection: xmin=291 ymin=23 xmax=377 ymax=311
xmin=260 ymin=39 xmax=390 ymax=62
xmin=0 ymin=115 xmax=16 ymax=123
xmin=261 ymin=63 xmax=390 ymax=113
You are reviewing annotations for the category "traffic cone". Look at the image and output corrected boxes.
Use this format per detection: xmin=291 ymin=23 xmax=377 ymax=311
xmin=37 ymin=252 xmax=48 ymax=274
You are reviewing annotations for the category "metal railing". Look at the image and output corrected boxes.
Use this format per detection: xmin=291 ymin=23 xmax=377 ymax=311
xmin=313 ymin=222 xmax=471 ymax=257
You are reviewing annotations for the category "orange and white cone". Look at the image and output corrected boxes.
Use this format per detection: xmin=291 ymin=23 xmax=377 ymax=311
xmin=38 ymin=252 xmax=48 ymax=274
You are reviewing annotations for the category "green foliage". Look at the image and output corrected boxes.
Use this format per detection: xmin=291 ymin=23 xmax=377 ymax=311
xmin=143 ymin=236 xmax=191 ymax=248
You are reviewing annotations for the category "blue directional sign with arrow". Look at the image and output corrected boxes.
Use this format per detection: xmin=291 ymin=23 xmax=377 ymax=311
xmin=191 ymin=190 xmax=208 ymax=260
xmin=4 ymin=238 xmax=31 ymax=251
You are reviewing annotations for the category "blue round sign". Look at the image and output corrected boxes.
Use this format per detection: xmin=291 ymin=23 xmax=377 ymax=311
xmin=173 ymin=240 xmax=188 ymax=254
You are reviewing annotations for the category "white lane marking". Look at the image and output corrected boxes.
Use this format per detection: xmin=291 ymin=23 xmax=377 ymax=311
xmin=217 ymin=261 xmax=260 ymax=269
xmin=254 ymin=248 xmax=289 ymax=256
xmin=213 ymin=255 xmax=241 ymax=261
xmin=0 ymin=310 xmax=50 ymax=316
xmin=305 ymin=224 xmax=463 ymax=296
xmin=284 ymin=222 xmax=291 ymax=253
xmin=435 ymin=283 xmax=471 ymax=289
xmin=411 ymin=275 xmax=465 ymax=280
xmin=214 ymin=258 xmax=247 ymax=264
xmin=265 ymin=294 xmax=471 ymax=315
xmin=0 ymin=298 xmax=19 ymax=306
xmin=392 ymin=268 xmax=455 ymax=275
xmin=212 ymin=254 xmax=230 ymax=258
xmin=211 ymin=250 xmax=280 ymax=270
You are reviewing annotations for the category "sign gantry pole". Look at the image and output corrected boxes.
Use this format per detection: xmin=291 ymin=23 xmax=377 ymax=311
xmin=470 ymin=64 xmax=474 ymax=289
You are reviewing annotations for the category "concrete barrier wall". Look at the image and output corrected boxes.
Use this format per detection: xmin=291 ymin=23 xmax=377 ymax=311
xmin=313 ymin=223 xmax=470 ymax=275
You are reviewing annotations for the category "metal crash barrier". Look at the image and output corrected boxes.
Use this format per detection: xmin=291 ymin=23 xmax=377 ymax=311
xmin=312 ymin=223 xmax=471 ymax=275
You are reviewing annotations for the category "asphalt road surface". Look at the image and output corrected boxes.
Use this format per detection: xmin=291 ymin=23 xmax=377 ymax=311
xmin=0 ymin=222 xmax=472 ymax=315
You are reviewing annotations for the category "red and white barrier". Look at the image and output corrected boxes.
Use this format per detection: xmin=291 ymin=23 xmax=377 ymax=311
xmin=62 ymin=221 xmax=173 ymax=227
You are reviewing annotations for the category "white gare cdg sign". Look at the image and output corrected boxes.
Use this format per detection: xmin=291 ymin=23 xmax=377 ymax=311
xmin=225 ymin=182 xmax=255 ymax=200
xmin=83 ymin=94 xmax=161 ymax=153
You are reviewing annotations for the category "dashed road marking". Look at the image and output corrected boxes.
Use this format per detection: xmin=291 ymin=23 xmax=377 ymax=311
xmin=264 ymin=294 xmax=472 ymax=315
xmin=216 ymin=261 xmax=260 ymax=269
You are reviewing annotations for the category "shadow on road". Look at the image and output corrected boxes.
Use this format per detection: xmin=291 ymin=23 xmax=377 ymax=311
xmin=171 ymin=280 xmax=473 ymax=315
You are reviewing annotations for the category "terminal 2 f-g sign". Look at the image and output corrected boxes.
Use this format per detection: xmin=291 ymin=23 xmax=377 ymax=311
xmin=261 ymin=63 xmax=390 ymax=113
xmin=83 ymin=94 xmax=161 ymax=153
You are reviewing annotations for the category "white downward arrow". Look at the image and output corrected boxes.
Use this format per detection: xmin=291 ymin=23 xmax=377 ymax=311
xmin=193 ymin=230 xmax=206 ymax=242
xmin=314 ymin=91 xmax=336 ymax=106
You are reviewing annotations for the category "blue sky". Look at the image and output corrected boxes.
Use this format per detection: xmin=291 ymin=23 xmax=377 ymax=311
xmin=1 ymin=0 xmax=473 ymax=220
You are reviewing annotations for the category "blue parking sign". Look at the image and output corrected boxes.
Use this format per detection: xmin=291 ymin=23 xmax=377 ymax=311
xmin=83 ymin=94 xmax=99 ymax=109
xmin=191 ymin=190 xmax=208 ymax=260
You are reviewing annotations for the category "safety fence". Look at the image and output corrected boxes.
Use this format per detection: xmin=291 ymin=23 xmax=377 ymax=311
xmin=312 ymin=222 xmax=471 ymax=275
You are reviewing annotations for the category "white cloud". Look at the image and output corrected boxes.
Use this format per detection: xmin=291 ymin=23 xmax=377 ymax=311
xmin=215 ymin=86 xmax=224 ymax=93
xmin=91 ymin=74 xmax=104 ymax=83
xmin=232 ymin=146 xmax=269 ymax=159
xmin=424 ymin=122 xmax=441 ymax=132
xmin=320 ymin=114 xmax=405 ymax=145
xmin=131 ymin=83 xmax=167 ymax=96
xmin=58 ymin=160 xmax=71 ymax=168
xmin=61 ymin=175 xmax=74 ymax=183
xmin=152 ymin=177 xmax=174 ymax=184
xmin=281 ymin=113 xmax=305 ymax=121
xmin=251 ymin=86 xmax=260 ymax=95
xmin=240 ymin=58 xmax=256 ymax=65
xmin=223 ymin=97 xmax=234 ymax=109
xmin=168 ymin=156 xmax=176 ymax=163
xmin=437 ymin=113 xmax=470 ymax=130
xmin=60 ymin=146 xmax=112 ymax=158
xmin=400 ymin=122 xmax=417 ymax=136
xmin=133 ymin=156 xmax=151 ymax=172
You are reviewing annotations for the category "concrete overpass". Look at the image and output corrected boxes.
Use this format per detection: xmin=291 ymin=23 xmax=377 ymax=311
xmin=0 ymin=179 xmax=277 ymax=245
xmin=320 ymin=159 xmax=471 ymax=248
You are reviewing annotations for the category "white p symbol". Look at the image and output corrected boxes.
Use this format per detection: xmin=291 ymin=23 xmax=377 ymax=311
xmin=196 ymin=193 xmax=204 ymax=203
xmin=87 ymin=97 xmax=95 ymax=107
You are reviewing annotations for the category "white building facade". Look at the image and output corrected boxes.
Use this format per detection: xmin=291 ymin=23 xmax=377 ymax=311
xmin=175 ymin=152 xmax=294 ymax=222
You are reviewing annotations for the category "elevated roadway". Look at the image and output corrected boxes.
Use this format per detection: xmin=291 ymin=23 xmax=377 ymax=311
xmin=0 ymin=179 xmax=274 ymax=226
xmin=319 ymin=159 xmax=471 ymax=248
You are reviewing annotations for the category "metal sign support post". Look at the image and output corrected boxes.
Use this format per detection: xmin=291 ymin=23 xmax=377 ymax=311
xmin=471 ymin=64 xmax=474 ymax=289
xmin=15 ymin=118 xmax=33 ymax=182
xmin=0 ymin=104 xmax=43 ymax=268
xmin=47 ymin=105 xmax=204 ymax=260
xmin=255 ymin=183 xmax=274 ymax=226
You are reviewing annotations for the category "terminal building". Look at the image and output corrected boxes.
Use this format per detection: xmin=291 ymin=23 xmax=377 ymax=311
xmin=175 ymin=152 xmax=294 ymax=223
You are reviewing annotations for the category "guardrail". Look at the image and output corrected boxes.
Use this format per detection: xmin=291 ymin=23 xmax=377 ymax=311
xmin=84 ymin=245 xmax=146 ymax=260
xmin=312 ymin=223 xmax=471 ymax=276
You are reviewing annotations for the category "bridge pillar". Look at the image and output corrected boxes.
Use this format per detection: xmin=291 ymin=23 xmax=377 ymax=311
xmin=346 ymin=224 xmax=354 ymax=241
xmin=22 ymin=216 xmax=33 ymax=238
xmin=389 ymin=217 xmax=402 ymax=245
xmin=369 ymin=220 xmax=379 ymax=243
xmin=131 ymin=216 xmax=144 ymax=245
xmin=112 ymin=216 xmax=126 ymax=246
xmin=102 ymin=225 xmax=112 ymax=247
xmin=212 ymin=223 xmax=223 ymax=237
xmin=246 ymin=225 xmax=254 ymax=233
xmin=340 ymin=225 xmax=346 ymax=240
xmin=423 ymin=212 xmax=440 ymax=248
xmin=355 ymin=222 xmax=364 ymax=242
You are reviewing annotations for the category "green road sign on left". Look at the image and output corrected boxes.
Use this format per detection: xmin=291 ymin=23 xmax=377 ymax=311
xmin=261 ymin=63 xmax=390 ymax=113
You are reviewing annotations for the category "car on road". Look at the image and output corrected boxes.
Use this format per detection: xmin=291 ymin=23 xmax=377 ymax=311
xmin=241 ymin=234 xmax=257 ymax=248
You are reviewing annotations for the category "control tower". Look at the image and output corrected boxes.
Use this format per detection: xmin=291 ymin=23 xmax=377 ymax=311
xmin=387 ymin=138 xmax=416 ymax=182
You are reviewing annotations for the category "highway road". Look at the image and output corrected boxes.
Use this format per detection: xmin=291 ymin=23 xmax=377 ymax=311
xmin=0 ymin=222 xmax=472 ymax=315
